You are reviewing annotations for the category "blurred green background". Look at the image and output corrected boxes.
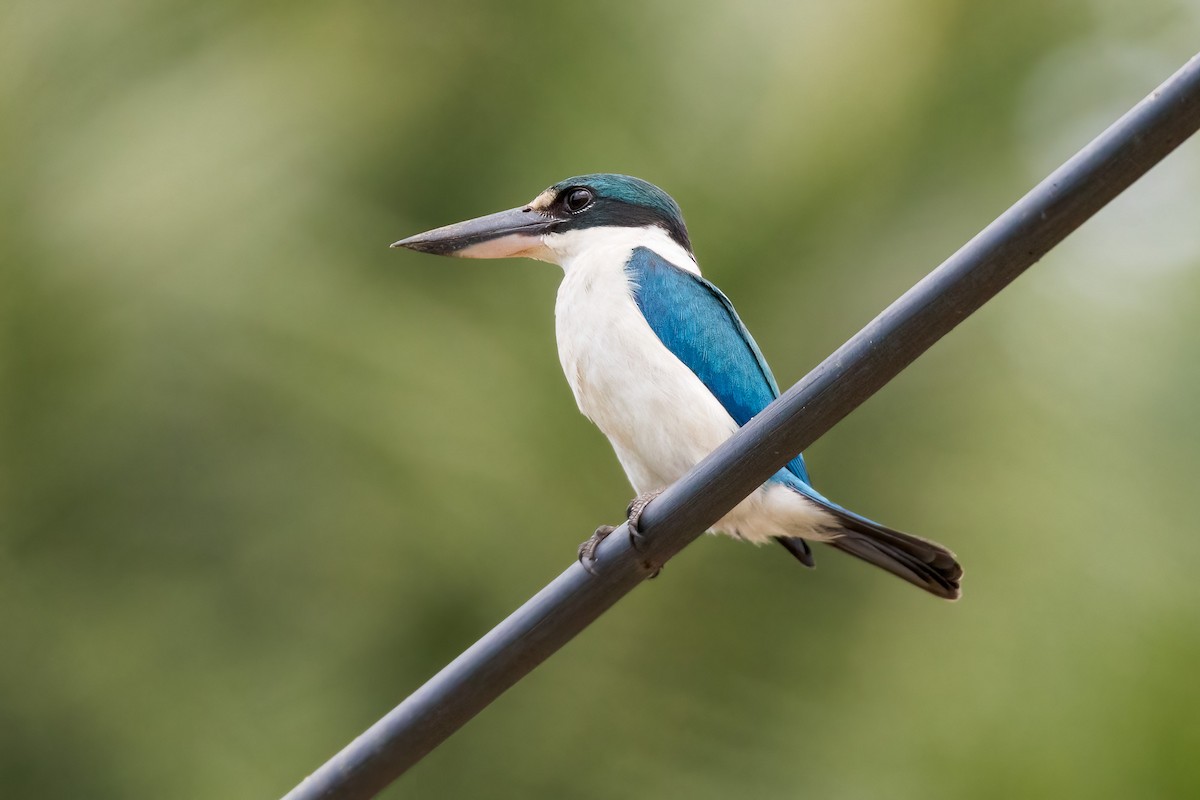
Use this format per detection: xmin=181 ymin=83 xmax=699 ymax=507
xmin=4 ymin=1 xmax=1200 ymax=798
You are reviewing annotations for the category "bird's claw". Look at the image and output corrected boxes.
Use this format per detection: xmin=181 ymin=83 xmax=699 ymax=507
xmin=627 ymin=488 xmax=665 ymax=578
xmin=626 ymin=488 xmax=664 ymax=553
xmin=578 ymin=524 xmax=616 ymax=576
xmin=578 ymin=489 xmax=666 ymax=578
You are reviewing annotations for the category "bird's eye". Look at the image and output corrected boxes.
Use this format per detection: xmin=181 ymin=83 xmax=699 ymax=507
xmin=564 ymin=188 xmax=593 ymax=213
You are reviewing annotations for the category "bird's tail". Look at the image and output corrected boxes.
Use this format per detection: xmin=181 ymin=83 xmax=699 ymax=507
xmin=825 ymin=518 xmax=962 ymax=600
xmin=777 ymin=504 xmax=963 ymax=600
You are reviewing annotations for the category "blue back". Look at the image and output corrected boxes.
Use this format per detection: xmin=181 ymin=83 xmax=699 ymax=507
xmin=625 ymin=247 xmax=812 ymax=485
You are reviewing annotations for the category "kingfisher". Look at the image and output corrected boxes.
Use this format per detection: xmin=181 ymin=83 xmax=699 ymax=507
xmin=392 ymin=174 xmax=962 ymax=599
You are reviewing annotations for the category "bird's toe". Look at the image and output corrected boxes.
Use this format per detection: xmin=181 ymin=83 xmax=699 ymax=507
xmin=625 ymin=488 xmax=665 ymax=552
xmin=578 ymin=524 xmax=617 ymax=575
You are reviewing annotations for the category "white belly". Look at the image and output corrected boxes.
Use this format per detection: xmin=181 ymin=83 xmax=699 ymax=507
xmin=552 ymin=238 xmax=834 ymax=543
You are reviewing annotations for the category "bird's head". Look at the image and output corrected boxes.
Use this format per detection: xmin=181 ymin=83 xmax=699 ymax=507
xmin=391 ymin=174 xmax=692 ymax=266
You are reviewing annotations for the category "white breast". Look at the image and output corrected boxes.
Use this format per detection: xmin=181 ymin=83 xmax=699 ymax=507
xmin=551 ymin=228 xmax=735 ymax=491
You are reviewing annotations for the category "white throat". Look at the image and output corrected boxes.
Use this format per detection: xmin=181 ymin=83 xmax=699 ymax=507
xmin=540 ymin=226 xmax=699 ymax=275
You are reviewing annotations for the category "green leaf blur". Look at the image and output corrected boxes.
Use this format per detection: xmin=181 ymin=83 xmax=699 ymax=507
xmin=3 ymin=1 xmax=1199 ymax=798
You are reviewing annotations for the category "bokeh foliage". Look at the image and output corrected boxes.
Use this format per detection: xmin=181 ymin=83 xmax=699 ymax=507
xmin=3 ymin=1 xmax=1200 ymax=798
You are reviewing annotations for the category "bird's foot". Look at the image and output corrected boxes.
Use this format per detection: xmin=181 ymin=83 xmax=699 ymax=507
xmin=577 ymin=488 xmax=666 ymax=578
xmin=627 ymin=488 xmax=665 ymax=578
xmin=626 ymin=488 xmax=664 ymax=552
xmin=578 ymin=525 xmax=616 ymax=576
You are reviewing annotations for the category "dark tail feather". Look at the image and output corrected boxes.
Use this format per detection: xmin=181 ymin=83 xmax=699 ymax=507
xmin=774 ymin=535 xmax=815 ymax=568
xmin=821 ymin=509 xmax=962 ymax=600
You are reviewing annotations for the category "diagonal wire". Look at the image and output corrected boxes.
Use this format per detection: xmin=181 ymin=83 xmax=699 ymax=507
xmin=282 ymin=52 xmax=1200 ymax=800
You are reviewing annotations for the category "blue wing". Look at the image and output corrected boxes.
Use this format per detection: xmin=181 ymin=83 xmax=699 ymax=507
xmin=625 ymin=246 xmax=812 ymax=485
xmin=625 ymin=248 xmax=963 ymax=597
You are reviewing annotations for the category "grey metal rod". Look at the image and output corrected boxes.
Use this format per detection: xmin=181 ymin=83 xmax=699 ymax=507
xmin=283 ymin=52 xmax=1200 ymax=800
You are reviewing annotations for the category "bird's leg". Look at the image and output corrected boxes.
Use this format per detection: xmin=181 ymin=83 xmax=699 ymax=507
xmin=626 ymin=488 xmax=665 ymax=553
xmin=578 ymin=525 xmax=616 ymax=576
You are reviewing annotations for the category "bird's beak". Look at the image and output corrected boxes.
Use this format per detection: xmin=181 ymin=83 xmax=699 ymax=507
xmin=390 ymin=205 xmax=562 ymax=259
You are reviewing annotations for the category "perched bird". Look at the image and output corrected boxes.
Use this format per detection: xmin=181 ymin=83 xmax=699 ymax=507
xmin=393 ymin=174 xmax=962 ymax=599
